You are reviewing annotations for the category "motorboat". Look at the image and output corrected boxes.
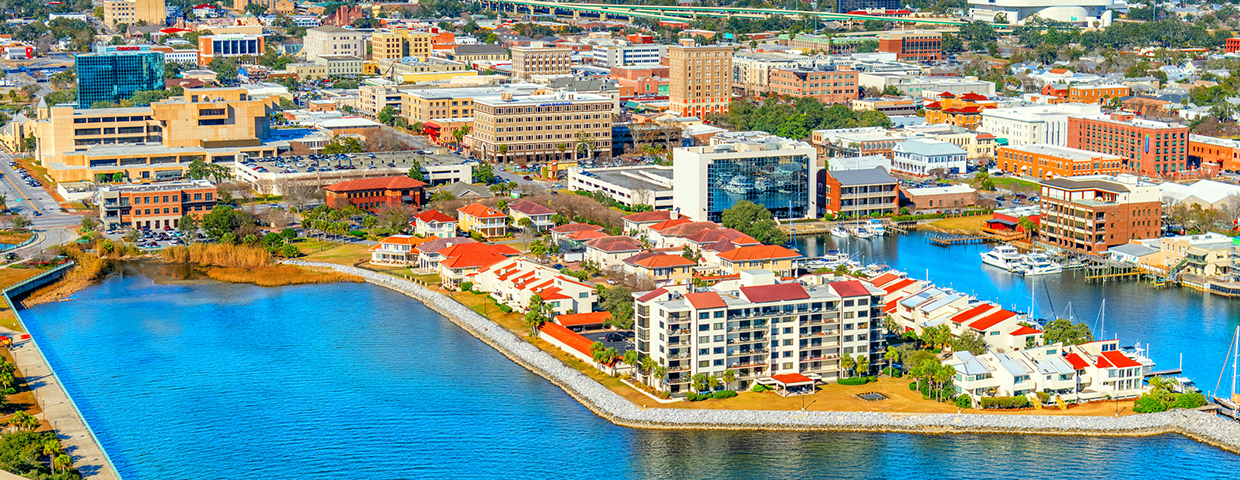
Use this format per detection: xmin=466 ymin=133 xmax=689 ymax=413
xmin=980 ymin=245 xmax=1023 ymax=271
xmin=1018 ymin=253 xmax=1063 ymax=276
xmin=867 ymin=219 xmax=886 ymax=236
xmin=853 ymin=226 xmax=874 ymax=239
xmin=830 ymin=226 xmax=851 ymax=238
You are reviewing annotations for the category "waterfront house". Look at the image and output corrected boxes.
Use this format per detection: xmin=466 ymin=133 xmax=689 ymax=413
xmin=539 ymin=322 xmax=627 ymax=376
xmin=715 ymin=245 xmax=802 ymax=278
xmin=369 ymin=234 xmax=426 ymax=266
xmin=457 ymin=203 xmax=508 ymax=238
xmin=412 ymin=210 xmax=458 ymax=238
xmin=435 ymin=242 xmax=521 ymax=288
xmin=416 ymin=237 xmax=477 ymax=271
xmin=474 ymin=257 xmax=598 ymax=315
xmin=507 ymin=200 xmax=556 ymax=232
xmin=621 ymin=252 xmax=697 ymax=286
xmin=951 ymin=339 xmax=1151 ymax=404
xmin=554 ymin=311 xmax=611 ymax=330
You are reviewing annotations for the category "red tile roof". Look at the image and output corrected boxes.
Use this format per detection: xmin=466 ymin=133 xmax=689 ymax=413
xmin=630 ymin=253 xmax=697 ymax=269
xmin=377 ymin=235 xmax=425 ymax=246
xmin=584 ymin=236 xmax=642 ymax=253
xmin=1097 ymin=350 xmax=1142 ymax=369
xmin=648 ymin=218 xmax=694 ymax=231
xmin=509 ymin=200 xmax=556 ymax=216
xmin=437 ymin=243 xmax=520 ymax=268
xmin=968 ymin=310 xmax=1017 ymax=331
xmin=458 ymin=203 xmax=506 ymax=218
xmin=555 ymin=311 xmax=611 ymax=327
xmin=883 ymin=299 xmax=899 ymax=314
xmin=938 ymin=92 xmax=955 ymax=98
xmin=923 ymin=101 xmax=942 ymax=109
xmin=1009 ymin=325 xmax=1043 ymax=336
xmin=829 ymin=280 xmax=871 ymax=298
xmin=657 ymin=221 xmax=721 ymax=237
xmin=740 ymin=283 xmax=809 ymax=303
xmin=718 ymin=245 xmax=802 ymax=262
xmin=685 ymin=292 xmax=727 ymax=309
xmin=951 ymin=304 xmax=996 ymax=324
xmin=636 ymin=288 xmax=668 ymax=303
xmin=569 ymin=230 xmax=608 ymax=241
xmin=1064 ymin=353 xmax=1090 ymax=370
xmin=414 ymin=210 xmax=457 ymax=223
xmin=685 ymin=228 xmax=758 ymax=246
xmin=540 ymin=322 xmax=600 ymax=362
xmin=551 ymin=223 xmax=604 ymax=234
xmin=882 ymin=278 xmax=916 ymax=294
xmin=325 ymin=176 xmax=427 ymax=192
xmin=417 ymin=237 xmax=477 ymax=254
xmin=870 ymin=273 xmax=899 ymax=287
xmin=622 ymin=211 xmax=684 ymax=223
xmin=770 ymin=373 xmax=814 ymax=385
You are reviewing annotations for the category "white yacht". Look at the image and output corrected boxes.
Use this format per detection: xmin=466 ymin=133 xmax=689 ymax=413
xmin=853 ymin=226 xmax=874 ymax=239
xmin=980 ymin=245 xmax=1023 ymax=272
xmin=830 ymin=226 xmax=851 ymax=238
xmin=867 ymin=219 xmax=886 ymax=236
xmin=1018 ymin=253 xmax=1063 ymax=276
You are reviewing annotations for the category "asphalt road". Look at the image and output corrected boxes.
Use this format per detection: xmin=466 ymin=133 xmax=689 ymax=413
xmin=0 ymin=151 xmax=78 ymax=255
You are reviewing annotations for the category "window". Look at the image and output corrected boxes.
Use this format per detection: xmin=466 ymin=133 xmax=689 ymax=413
xmin=699 ymin=324 xmax=709 ymax=332
xmin=713 ymin=323 xmax=723 ymax=330
xmin=713 ymin=335 xmax=724 ymax=343
xmin=698 ymin=336 xmax=710 ymax=344
xmin=699 ymin=349 xmax=708 ymax=356
xmin=714 ymin=311 xmax=724 ymax=318
xmin=713 ymin=359 xmax=724 ymax=366
xmin=579 ymin=292 xmax=588 ymax=298
xmin=699 ymin=313 xmax=709 ymax=320
xmin=713 ymin=347 xmax=724 ymax=355
xmin=699 ymin=360 xmax=709 ymax=368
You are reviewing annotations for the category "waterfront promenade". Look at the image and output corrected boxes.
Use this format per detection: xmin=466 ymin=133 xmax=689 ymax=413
xmin=0 ymin=326 xmax=119 ymax=480
xmin=284 ymin=260 xmax=1240 ymax=455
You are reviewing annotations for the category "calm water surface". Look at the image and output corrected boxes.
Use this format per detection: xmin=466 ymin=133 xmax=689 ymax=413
xmin=19 ymin=250 xmax=1240 ymax=479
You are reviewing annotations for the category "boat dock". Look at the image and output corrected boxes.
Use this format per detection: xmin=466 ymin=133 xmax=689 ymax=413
xmin=1145 ymin=368 xmax=1184 ymax=378
xmin=927 ymin=232 xmax=991 ymax=246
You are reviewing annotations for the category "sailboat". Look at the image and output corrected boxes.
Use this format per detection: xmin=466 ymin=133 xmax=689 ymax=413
xmin=1214 ymin=326 xmax=1240 ymax=419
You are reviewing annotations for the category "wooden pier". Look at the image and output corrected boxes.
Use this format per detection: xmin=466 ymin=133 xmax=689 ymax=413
xmin=1082 ymin=260 xmax=1143 ymax=284
xmin=927 ymin=232 xmax=991 ymax=246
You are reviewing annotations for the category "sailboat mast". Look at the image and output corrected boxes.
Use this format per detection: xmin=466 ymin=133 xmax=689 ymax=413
xmin=1233 ymin=326 xmax=1238 ymax=398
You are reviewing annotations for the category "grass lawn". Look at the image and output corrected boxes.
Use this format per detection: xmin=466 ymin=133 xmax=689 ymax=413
xmin=296 ymin=239 xmax=372 ymax=265
xmin=930 ymin=215 xmax=989 ymax=232
xmin=991 ymin=177 xmax=1040 ymax=193
xmin=0 ymin=267 xmax=43 ymax=332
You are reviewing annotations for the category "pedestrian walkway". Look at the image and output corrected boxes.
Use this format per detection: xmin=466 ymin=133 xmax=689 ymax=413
xmin=1 ymin=327 xmax=119 ymax=480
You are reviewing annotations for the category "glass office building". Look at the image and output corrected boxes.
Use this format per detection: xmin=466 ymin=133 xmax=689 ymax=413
xmin=705 ymin=151 xmax=812 ymax=222
xmin=75 ymin=46 xmax=165 ymax=109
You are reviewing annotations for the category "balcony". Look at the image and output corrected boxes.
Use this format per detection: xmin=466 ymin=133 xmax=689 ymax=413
xmin=669 ymin=365 xmax=691 ymax=372
xmin=800 ymin=354 xmax=840 ymax=362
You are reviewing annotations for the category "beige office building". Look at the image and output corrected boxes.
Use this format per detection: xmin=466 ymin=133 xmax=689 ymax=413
xmin=469 ymin=92 xmax=612 ymax=164
xmin=35 ymin=88 xmax=278 ymax=182
xmin=302 ymin=26 xmax=365 ymax=62
xmin=103 ymin=0 xmax=166 ymax=27
xmin=371 ymin=28 xmax=432 ymax=61
xmin=510 ymin=45 xmax=572 ymax=79
xmin=668 ymin=45 xmax=733 ymax=118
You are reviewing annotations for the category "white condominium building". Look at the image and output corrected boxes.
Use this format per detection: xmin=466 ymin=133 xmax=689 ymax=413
xmin=979 ymin=104 xmax=1102 ymax=147
xmin=672 ymin=131 xmax=817 ymax=222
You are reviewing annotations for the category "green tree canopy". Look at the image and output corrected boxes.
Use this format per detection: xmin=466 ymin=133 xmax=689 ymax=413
xmin=1041 ymin=318 xmax=1095 ymax=345
xmin=721 ymin=200 xmax=787 ymax=245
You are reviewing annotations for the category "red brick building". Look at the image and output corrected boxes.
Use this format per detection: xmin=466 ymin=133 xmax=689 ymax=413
xmin=769 ymin=65 xmax=859 ymax=104
xmin=877 ymin=31 xmax=941 ymax=62
xmin=99 ymin=179 xmax=217 ymax=230
xmin=1227 ymin=38 xmax=1240 ymax=54
xmin=1067 ymin=112 xmax=1189 ymax=177
xmin=1039 ymin=176 xmax=1161 ymax=254
xmin=324 ymin=176 xmax=427 ymax=212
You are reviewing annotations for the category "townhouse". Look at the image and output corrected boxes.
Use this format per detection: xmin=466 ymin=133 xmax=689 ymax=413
xmin=412 ymin=210 xmax=458 ymax=239
xmin=621 ymin=252 xmax=698 ymax=287
xmin=507 ymin=200 xmax=556 ymax=232
xmin=583 ymin=235 xmax=643 ymax=271
xmin=435 ymin=242 xmax=521 ymax=289
xmin=457 ymin=203 xmax=507 ymax=238
xmin=952 ymin=339 xmax=1152 ymax=404
xmin=415 ymin=237 xmax=476 ymax=272
xmin=715 ymin=245 xmax=802 ymax=278
xmin=475 ymin=257 xmax=598 ymax=316
xmin=369 ymin=235 xmax=425 ymax=266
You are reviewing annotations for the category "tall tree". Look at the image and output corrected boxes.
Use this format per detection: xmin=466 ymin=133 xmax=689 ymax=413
xmin=721 ymin=200 xmax=788 ymax=245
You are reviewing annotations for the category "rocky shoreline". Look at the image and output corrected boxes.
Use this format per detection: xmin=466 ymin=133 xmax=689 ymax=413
xmin=284 ymin=260 xmax=1240 ymax=455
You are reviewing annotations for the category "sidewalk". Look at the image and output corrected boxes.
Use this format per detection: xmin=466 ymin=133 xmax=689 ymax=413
xmin=1 ymin=327 xmax=119 ymax=480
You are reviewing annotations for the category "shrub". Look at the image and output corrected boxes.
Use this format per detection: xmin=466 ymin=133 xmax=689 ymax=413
xmin=459 ymin=281 xmax=473 ymax=292
xmin=686 ymin=392 xmax=710 ymax=402
xmin=281 ymin=228 xmax=297 ymax=239
xmin=712 ymin=390 xmax=737 ymax=399
xmin=1036 ymin=392 xmax=1051 ymax=404
xmin=866 ymin=376 xmax=877 ymax=383
xmin=883 ymin=367 xmax=902 ymax=377
xmin=979 ymin=396 xmax=1031 ymax=409
xmin=1134 ymin=395 xmax=1168 ymax=413
xmin=1172 ymin=392 xmax=1207 ymax=410
xmin=909 ymin=382 xmax=918 ymax=391
xmin=838 ymin=377 xmax=868 ymax=386
xmin=752 ymin=384 xmax=772 ymax=393
xmin=499 ymin=304 xmax=513 ymax=313
xmin=955 ymin=395 xmax=972 ymax=409
xmin=348 ymin=230 xmax=366 ymax=237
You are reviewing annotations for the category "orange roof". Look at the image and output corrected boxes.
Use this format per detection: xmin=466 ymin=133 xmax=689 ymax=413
xmin=631 ymin=254 xmax=697 ymax=269
xmin=968 ymin=310 xmax=1017 ymax=331
xmin=551 ymin=223 xmax=604 ymax=234
xmin=648 ymin=218 xmax=694 ymax=231
xmin=458 ymin=203 xmax=506 ymax=218
xmin=540 ymin=322 xmax=600 ymax=362
xmin=1064 ymin=353 xmax=1090 ymax=370
xmin=325 ymin=176 xmax=426 ymax=192
xmin=882 ymin=299 xmax=899 ymax=313
xmin=770 ymin=373 xmax=814 ymax=385
xmin=1097 ymin=350 xmax=1142 ymax=369
xmin=1009 ymin=325 xmax=1043 ymax=336
xmin=717 ymin=245 xmax=801 ymax=262
xmin=569 ymin=230 xmax=607 ymax=241
xmin=622 ymin=211 xmax=686 ymax=223
xmin=951 ymin=304 xmax=996 ymax=324
xmin=685 ymin=291 xmax=727 ymax=309
xmin=437 ymin=243 xmax=520 ymax=269
xmin=377 ymin=235 xmax=422 ymax=245
xmin=870 ymin=273 xmax=899 ymax=287
xmin=555 ymin=311 xmax=612 ymax=327
xmin=882 ymin=278 xmax=916 ymax=294
xmin=414 ymin=210 xmax=456 ymax=223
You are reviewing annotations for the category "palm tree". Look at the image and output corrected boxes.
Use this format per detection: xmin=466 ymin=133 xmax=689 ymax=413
xmin=721 ymin=369 xmax=736 ymax=390
xmin=653 ymin=366 xmax=668 ymax=393
xmin=556 ymin=142 xmax=568 ymax=161
xmin=621 ymin=349 xmax=639 ymax=379
xmin=640 ymin=357 xmax=657 ymax=384
xmin=883 ymin=347 xmax=901 ymax=377
xmin=840 ymin=355 xmax=855 ymax=378
xmin=495 ymin=144 xmax=510 ymax=163
xmin=42 ymin=438 xmax=62 ymax=472
xmin=855 ymin=355 xmax=869 ymax=377
xmin=574 ymin=131 xmax=596 ymax=162
xmin=362 ymin=215 xmax=378 ymax=236
xmin=518 ymin=217 xmax=534 ymax=232
xmin=934 ymin=364 xmax=955 ymax=402
xmin=452 ymin=126 xmax=470 ymax=148
xmin=8 ymin=411 xmax=37 ymax=431
xmin=54 ymin=454 xmax=72 ymax=474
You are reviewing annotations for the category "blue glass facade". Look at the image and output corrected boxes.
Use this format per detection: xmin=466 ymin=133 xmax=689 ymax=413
xmin=705 ymin=153 xmax=811 ymax=222
xmin=75 ymin=49 xmax=165 ymax=109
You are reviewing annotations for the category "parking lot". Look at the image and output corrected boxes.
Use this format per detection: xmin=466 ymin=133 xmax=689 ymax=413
xmin=102 ymin=226 xmax=196 ymax=250
xmin=580 ymin=329 xmax=634 ymax=353
xmin=7 ymin=161 xmax=46 ymax=218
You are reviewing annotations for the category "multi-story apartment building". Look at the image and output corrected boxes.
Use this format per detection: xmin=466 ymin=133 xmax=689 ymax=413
xmin=850 ymin=96 xmax=917 ymax=116
xmin=877 ymin=31 xmax=942 ymax=62
xmin=979 ymin=104 xmax=1102 ymax=147
xmin=97 ymin=179 xmax=216 ymax=230
xmin=567 ymin=165 xmax=675 ymax=211
xmin=75 ymin=45 xmax=164 ymax=109
xmin=668 ymin=45 xmax=733 ymax=118
xmin=672 ymin=131 xmax=817 ymax=222
xmin=35 ymin=87 xmax=278 ymax=182
xmin=103 ymin=0 xmax=165 ymax=27
xmin=1039 ymin=175 xmax=1161 ymax=254
xmin=233 ymin=0 xmax=294 ymax=14
xmin=302 ymin=26 xmax=365 ymax=62
xmin=997 ymin=144 xmax=1122 ymax=180
xmin=371 ymin=28 xmax=432 ymax=60
xmin=1068 ymin=84 xmax=1130 ymax=104
xmin=313 ymin=55 xmax=363 ymax=77
xmin=768 ymin=65 xmax=860 ymax=104
xmin=587 ymin=44 xmax=666 ymax=67
xmin=817 ymin=166 xmax=899 ymax=217
xmin=197 ymin=34 xmax=265 ymax=66
xmin=469 ymin=91 xmax=613 ymax=164
xmin=445 ymin=44 xmax=510 ymax=63
xmin=398 ymin=84 xmax=543 ymax=130
xmin=510 ymin=44 xmax=572 ymax=79
xmin=1188 ymin=134 xmax=1240 ymax=173
xmin=923 ymin=92 xmax=996 ymax=130
xmin=634 ymin=272 xmax=885 ymax=394
xmin=891 ymin=139 xmax=967 ymax=177
xmin=811 ymin=127 xmax=912 ymax=160
xmin=731 ymin=51 xmax=805 ymax=96
xmin=1067 ymin=112 xmax=1189 ymax=177
xmin=357 ymin=81 xmax=404 ymax=116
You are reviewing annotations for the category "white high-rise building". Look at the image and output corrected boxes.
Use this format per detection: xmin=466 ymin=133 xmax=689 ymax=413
xmin=968 ymin=0 xmax=1117 ymax=27
xmin=979 ymin=104 xmax=1102 ymax=147
xmin=672 ymin=131 xmax=817 ymax=222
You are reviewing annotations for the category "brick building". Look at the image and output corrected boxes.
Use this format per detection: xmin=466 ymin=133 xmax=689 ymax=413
xmin=97 ymin=179 xmax=217 ymax=230
xmin=1067 ymin=113 xmax=1189 ymax=177
xmin=1038 ymin=175 xmax=1161 ymax=254
xmin=877 ymin=31 xmax=941 ymax=62
xmin=1067 ymin=84 xmax=1130 ymax=104
xmin=816 ymin=167 xmax=898 ymax=217
xmin=997 ymin=144 xmax=1123 ymax=180
xmin=668 ymin=44 xmax=733 ymax=118
xmin=923 ymin=92 xmax=995 ymax=130
xmin=768 ymin=65 xmax=859 ymax=104
xmin=901 ymin=185 xmax=977 ymax=212
xmin=1188 ymin=134 xmax=1240 ymax=173
xmin=324 ymin=176 xmax=427 ymax=211
xmin=1227 ymin=38 xmax=1240 ymax=54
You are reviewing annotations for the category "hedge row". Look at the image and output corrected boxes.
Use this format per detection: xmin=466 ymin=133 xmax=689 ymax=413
xmin=837 ymin=376 xmax=876 ymax=386
xmin=686 ymin=390 xmax=738 ymax=401
xmin=979 ymin=395 xmax=1031 ymax=409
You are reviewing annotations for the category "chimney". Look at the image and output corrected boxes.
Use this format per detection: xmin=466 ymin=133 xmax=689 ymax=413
xmin=670 ymin=208 xmax=679 ymax=220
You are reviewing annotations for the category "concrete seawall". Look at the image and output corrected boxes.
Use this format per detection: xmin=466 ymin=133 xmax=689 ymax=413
xmin=286 ymin=260 xmax=1240 ymax=455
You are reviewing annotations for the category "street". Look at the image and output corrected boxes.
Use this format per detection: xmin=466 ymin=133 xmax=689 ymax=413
xmin=0 ymin=151 xmax=79 ymax=256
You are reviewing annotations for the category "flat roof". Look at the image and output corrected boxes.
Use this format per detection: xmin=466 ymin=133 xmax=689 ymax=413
xmin=575 ymin=166 xmax=673 ymax=192
xmin=1003 ymin=144 xmax=1121 ymax=161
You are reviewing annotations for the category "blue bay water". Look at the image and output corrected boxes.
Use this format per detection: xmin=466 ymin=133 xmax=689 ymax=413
xmin=16 ymin=255 xmax=1240 ymax=479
